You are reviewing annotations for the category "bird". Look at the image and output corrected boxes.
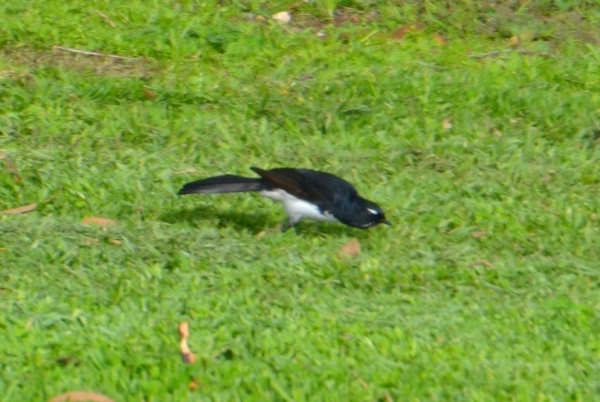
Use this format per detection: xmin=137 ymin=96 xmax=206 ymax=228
xmin=177 ymin=167 xmax=391 ymax=229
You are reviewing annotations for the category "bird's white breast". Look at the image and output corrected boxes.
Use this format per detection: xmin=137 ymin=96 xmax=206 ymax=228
xmin=260 ymin=189 xmax=338 ymax=224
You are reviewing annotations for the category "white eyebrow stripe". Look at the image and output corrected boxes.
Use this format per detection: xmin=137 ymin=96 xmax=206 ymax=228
xmin=367 ymin=208 xmax=378 ymax=215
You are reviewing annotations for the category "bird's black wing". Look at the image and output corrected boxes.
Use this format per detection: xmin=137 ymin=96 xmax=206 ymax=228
xmin=250 ymin=167 xmax=357 ymax=206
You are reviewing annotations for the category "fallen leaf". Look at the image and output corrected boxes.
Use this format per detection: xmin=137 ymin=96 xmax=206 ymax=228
xmin=442 ymin=119 xmax=452 ymax=130
xmin=272 ymin=11 xmax=291 ymax=23
xmin=492 ymin=128 xmax=502 ymax=137
xmin=143 ymin=89 xmax=156 ymax=99
xmin=81 ymin=217 xmax=118 ymax=227
xmin=433 ymin=32 xmax=446 ymax=45
xmin=109 ymin=239 xmax=121 ymax=246
xmin=188 ymin=377 xmax=200 ymax=391
xmin=339 ymin=238 xmax=360 ymax=258
xmin=471 ymin=230 xmax=486 ymax=239
xmin=178 ymin=321 xmax=196 ymax=364
xmin=510 ymin=35 xmax=519 ymax=46
xmin=1 ymin=203 xmax=37 ymax=215
xmin=467 ymin=259 xmax=494 ymax=268
xmin=391 ymin=23 xmax=423 ymax=39
xmin=47 ymin=391 xmax=114 ymax=402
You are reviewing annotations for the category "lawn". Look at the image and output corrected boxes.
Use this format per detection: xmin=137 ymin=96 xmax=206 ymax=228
xmin=2 ymin=0 xmax=600 ymax=400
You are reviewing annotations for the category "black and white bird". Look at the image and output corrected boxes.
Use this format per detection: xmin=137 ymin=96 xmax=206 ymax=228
xmin=178 ymin=167 xmax=391 ymax=229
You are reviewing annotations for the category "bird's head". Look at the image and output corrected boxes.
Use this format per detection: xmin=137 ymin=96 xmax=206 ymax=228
xmin=343 ymin=198 xmax=391 ymax=229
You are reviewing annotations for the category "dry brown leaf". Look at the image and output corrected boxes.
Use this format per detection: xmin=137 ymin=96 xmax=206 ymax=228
xmin=81 ymin=217 xmax=118 ymax=227
xmin=510 ymin=35 xmax=519 ymax=46
xmin=339 ymin=238 xmax=361 ymax=258
xmin=433 ymin=32 xmax=446 ymax=45
xmin=47 ymin=391 xmax=114 ymax=402
xmin=471 ymin=230 xmax=486 ymax=239
xmin=109 ymin=239 xmax=121 ymax=245
xmin=143 ymin=88 xmax=156 ymax=99
xmin=442 ymin=119 xmax=452 ymax=130
xmin=391 ymin=23 xmax=423 ymax=39
xmin=178 ymin=321 xmax=196 ymax=364
xmin=1 ymin=203 xmax=37 ymax=215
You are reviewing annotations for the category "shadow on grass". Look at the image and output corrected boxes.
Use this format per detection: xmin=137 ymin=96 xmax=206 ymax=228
xmin=160 ymin=206 xmax=271 ymax=234
xmin=160 ymin=206 xmax=366 ymax=237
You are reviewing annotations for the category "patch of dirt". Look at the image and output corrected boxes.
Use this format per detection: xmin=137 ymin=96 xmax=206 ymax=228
xmin=278 ymin=2 xmax=600 ymax=45
xmin=0 ymin=47 xmax=156 ymax=78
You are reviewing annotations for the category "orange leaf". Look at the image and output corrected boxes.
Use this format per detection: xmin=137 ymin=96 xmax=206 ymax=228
xmin=81 ymin=217 xmax=118 ymax=227
xmin=1 ymin=203 xmax=37 ymax=215
xmin=188 ymin=377 xmax=201 ymax=391
xmin=433 ymin=32 xmax=446 ymax=45
xmin=47 ymin=391 xmax=114 ymax=402
xmin=178 ymin=321 xmax=196 ymax=364
xmin=391 ymin=23 xmax=423 ymax=39
xmin=339 ymin=238 xmax=360 ymax=258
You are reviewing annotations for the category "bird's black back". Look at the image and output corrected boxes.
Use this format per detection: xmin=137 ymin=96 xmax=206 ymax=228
xmin=250 ymin=167 xmax=359 ymax=207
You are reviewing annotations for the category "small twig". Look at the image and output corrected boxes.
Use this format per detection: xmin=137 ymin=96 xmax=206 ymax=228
xmin=469 ymin=49 xmax=551 ymax=59
xmin=353 ymin=372 xmax=369 ymax=389
xmin=52 ymin=46 xmax=138 ymax=60
xmin=95 ymin=11 xmax=116 ymax=28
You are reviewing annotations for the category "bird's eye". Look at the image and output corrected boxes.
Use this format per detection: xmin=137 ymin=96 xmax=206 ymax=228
xmin=367 ymin=208 xmax=378 ymax=215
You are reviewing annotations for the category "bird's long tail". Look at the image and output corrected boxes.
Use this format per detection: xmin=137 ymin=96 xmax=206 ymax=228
xmin=178 ymin=175 xmax=270 ymax=195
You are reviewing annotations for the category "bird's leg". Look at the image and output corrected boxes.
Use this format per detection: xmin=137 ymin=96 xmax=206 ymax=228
xmin=281 ymin=217 xmax=299 ymax=233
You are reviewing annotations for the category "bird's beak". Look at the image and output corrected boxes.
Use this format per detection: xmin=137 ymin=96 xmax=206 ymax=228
xmin=381 ymin=218 xmax=391 ymax=226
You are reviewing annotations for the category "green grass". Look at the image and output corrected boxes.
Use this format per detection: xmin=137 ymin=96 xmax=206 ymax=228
xmin=2 ymin=0 xmax=600 ymax=400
